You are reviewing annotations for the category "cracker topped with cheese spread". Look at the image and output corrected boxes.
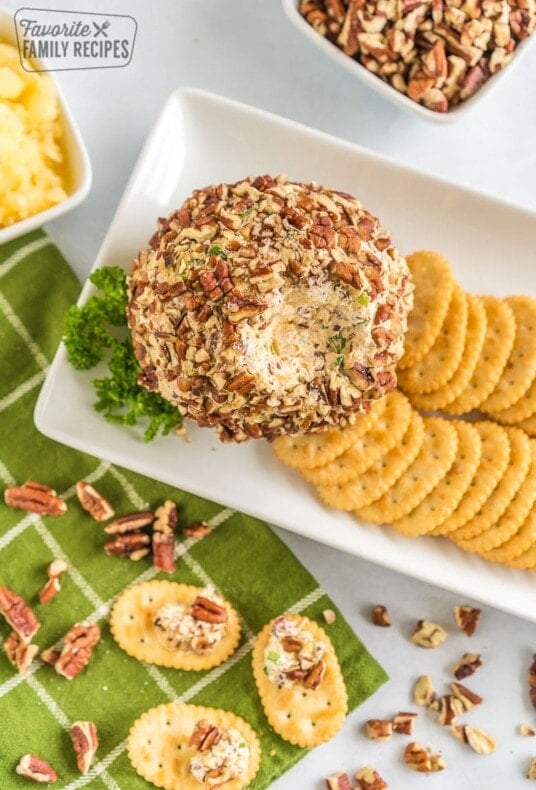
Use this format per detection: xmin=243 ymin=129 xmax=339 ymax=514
xmin=110 ymin=580 xmax=241 ymax=671
xmin=128 ymin=175 xmax=413 ymax=442
xmin=252 ymin=613 xmax=348 ymax=747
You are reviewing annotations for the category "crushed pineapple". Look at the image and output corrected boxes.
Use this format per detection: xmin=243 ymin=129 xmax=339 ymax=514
xmin=0 ymin=43 xmax=67 ymax=228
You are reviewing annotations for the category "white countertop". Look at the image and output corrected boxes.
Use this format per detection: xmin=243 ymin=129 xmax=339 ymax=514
xmin=4 ymin=0 xmax=536 ymax=786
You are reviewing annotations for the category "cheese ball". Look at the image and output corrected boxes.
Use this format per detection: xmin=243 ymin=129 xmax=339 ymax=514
xmin=127 ymin=175 xmax=413 ymax=442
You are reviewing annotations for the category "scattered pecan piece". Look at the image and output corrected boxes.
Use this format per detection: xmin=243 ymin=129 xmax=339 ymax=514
xmin=104 ymin=532 xmax=150 ymax=560
xmin=452 ymin=652 xmax=482 ymax=680
xmin=303 ymin=659 xmax=325 ymax=689
xmin=365 ymin=719 xmax=393 ymax=741
xmin=0 ymin=586 xmax=39 ymax=643
xmin=404 ymin=742 xmax=446 ymax=772
xmin=16 ymin=754 xmax=57 ymax=783
xmin=53 ymin=621 xmax=100 ymax=680
xmin=529 ymin=654 xmax=536 ymax=710
xmin=430 ymin=693 xmax=464 ymax=725
xmin=411 ymin=620 xmax=448 ymax=648
xmin=41 ymin=646 xmax=61 ymax=666
xmin=322 ymin=609 xmax=336 ymax=625
xmin=325 ymin=772 xmax=352 ymax=790
xmin=355 ymin=765 xmax=389 ymax=790
xmin=450 ymin=681 xmax=483 ymax=711
xmin=372 ymin=605 xmax=392 ymax=627
xmin=191 ymin=596 xmax=227 ymax=624
xmin=392 ymin=711 xmax=417 ymax=735
xmin=76 ymin=481 xmax=115 ymax=522
xmin=183 ymin=521 xmax=212 ymax=538
xmin=528 ymin=758 xmax=536 ymax=779
xmin=4 ymin=631 xmax=38 ymax=676
xmin=4 ymin=481 xmax=67 ymax=516
xmin=453 ymin=605 xmax=481 ymax=636
xmin=451 ymin=724 xmax=496 ymax=754
xmin=520 ymin=724 xmax=536 ymax=736
xmin=413 ymin=674 xmax=436 ymax=706
xmin=152 ymin=500 xmax=178 ymax=573
xmin=104 ymin=511 xmax=154 ymax=534
xmin=39 ymin=559 xmax=68 ymax=605
xmin=70 ymin=721 xmax=98 ymax=774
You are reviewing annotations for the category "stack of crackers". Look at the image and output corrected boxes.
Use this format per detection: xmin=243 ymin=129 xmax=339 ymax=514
xmin=273 ymin=251 xmax=536 ymax=571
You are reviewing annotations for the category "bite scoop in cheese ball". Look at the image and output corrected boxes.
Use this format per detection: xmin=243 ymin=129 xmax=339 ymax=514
xmin=127 ymin=175 xmax=413 ymax=442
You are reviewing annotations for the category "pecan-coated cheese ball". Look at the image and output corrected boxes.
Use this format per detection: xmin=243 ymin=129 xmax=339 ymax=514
xmin=127 ymin=175 xmax=413 ymax=442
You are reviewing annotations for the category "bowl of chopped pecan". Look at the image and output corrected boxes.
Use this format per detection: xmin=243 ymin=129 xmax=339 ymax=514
xmin=282 ymin=0 xmax=536 ymax=120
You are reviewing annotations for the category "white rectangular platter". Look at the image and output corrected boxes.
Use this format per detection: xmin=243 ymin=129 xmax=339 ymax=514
xmin=35 ymin=87 xmax=536 ymax=621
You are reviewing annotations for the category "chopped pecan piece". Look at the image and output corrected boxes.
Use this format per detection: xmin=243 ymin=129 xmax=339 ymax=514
xmin=303 ymin=659 xmax=325 ymax=689
xmin=529 ymin=654 xmax=536 ymax=710
xmin=392 ymin=711 xmax=417 ymax=734
xmin=411 ymin=620 xmax=448 ymax=648
xmin=104 ymin=511 xmax=154 ymax=533
xmin=41 ymin=646 xmax=61 ymax=666
xmin=152 ymin=500 xmax=178 ymax=573
xmin=76 ymin=481 xmax=115 ymax=522
xmin=191 ymin=596 xmax=227 ymax=624
xmin=70 ymin=721 xmax=98 ymax=774
xmin=520 ymin=723 xmax=536 ymax=736
xmin=404 ymin=742 xmax=446 ymax=772
xmin=53 ymin=621 xmax=100 ymax=680
xmin=4 ymin=631 xmax=38 ymax=676
xmin=39 ymin=559 xmax=68 ymax=604
xmin=450 ymin=681 xmax=482 ymax=711
xmin=281 ymin=636 xmax=303 ymax=654
xmin=453 ymin=652 xmax=482 ymax=680
xmin=365 ymin=719 xmax=393 ymax=741
xmin=355 ymin=765 xmax=389 ymax=789
xmin=372 ymin=604 xmax=392 ymax=627
xmin=4 ymin=480 xmax=67 ymax=516
xmin=528 ymin=757 xmax=536 ymax=779
xmin=325 ymin=772 xmax=352 ymax=790
xmin=413 ymin=674 xmax=436 ymax=706
xmin=0 ymin=586 xmax=39 ymax=643
xmin=430 ymin=693 xmax=464 ymax=725
xmin=104 ymin=532 xmax=150 ymax=560
xmin=453 ymin=605 xmax=481 ymax=636
xmin=322 ymin=608 xmax=336 ymax=625
xmin=16 ymin=754 xmax=57 ymax=783
xmin=183 ymin=521 xmax=212 ymax=538
xmin=451 ymin=724 xmax=496 ymax=754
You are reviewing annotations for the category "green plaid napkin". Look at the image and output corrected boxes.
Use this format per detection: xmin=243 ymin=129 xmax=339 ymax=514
xmin=0 ymin=229 xmax=387 ymax=789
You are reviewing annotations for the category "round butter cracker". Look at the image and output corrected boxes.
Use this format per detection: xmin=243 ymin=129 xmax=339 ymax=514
xmin=251 ymin=614 xmax=347 ymax=748
xmin=392 ymin=421 xmax=481 ymax=537
xmin=481 ymin=295 xmax=536 ymax=414
xmin=518 ymin=414 xmax=536 ymax=438
xmin=448 ymin=428 xmax=531 ymax=545
xmin=301 ymin=391 xmax=412 ymax=486
xmin=431 ymin=421 xmax=511 ymax=536
xmin=318 ymin=411 xmax=425 ymax=512
xmin=110 ymin=580 xmax=241 ymax=671
xmin=357 ymin=417 xmax=458 ymax=526
xmin=127 ymin=702 xmax=261 ymax=790
xmin=272 ymin=398 xmax=386 ymax=471
xmin=398 ymin=285 xmax=468 ymax=395
xmin=446 ymin=296 xmax=516 ymax=415
xmin=398 ymin=251 xmax=455 ymax=370
xmin=408 ymin=294 xmax=487 ymax=411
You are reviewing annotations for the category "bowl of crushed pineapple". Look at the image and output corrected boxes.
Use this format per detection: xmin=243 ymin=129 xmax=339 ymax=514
xmin=0 ymin=9 xmax=91 ymax=243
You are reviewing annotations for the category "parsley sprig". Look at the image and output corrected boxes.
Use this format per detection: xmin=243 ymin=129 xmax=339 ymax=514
xmin=63 ymin=266 xmax=182 ymax=441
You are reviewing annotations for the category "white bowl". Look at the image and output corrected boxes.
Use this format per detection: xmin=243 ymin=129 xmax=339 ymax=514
xmin=282 ymin=0 xmax=536 ymax=123
xmin=0 ymin=8 xmax=91 ymax=244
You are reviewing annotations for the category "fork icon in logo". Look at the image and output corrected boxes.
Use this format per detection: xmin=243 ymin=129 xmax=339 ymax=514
xmin=93 ymin=20 xmax=111 ymax=37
